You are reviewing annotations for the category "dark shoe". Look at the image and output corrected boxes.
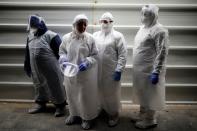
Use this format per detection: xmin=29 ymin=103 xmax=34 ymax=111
xmin=130 ymin=112 xmax=145 ymax=123
xmin=65 ymin=116 xmax=81 ymax=125
xmin=28 ymin=103 xmax=46 ymax=114
xmin=81 ymin=120 xmax=92 ymax=130
xmin=135 ymin=119 xmax=158 ymax=129
xmin=54 ymin=107 xmax=65 ymax=117
xmin=108 ymin=115 xmax=119 ymax=127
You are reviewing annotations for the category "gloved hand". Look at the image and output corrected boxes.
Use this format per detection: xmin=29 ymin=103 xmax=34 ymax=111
xmin=60 ymin=62 xmax=67 ymax=71
xmin=59 ymin=55 xmax=68 ymax=65
xmin=150 ymin=73 xmax=159 ymax=84
xmin=59 ymin=55 xmax=68 ymax=72
xmin=79 ymin=61 xmax=89 ymax=71
xmin=113 ymin=71 xmax=121 ymax=81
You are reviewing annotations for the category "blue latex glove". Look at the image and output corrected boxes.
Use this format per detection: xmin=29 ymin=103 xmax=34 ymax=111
xmin=150 ymin=73 xmax=159 ymax=85
xmin=79 ymin=61 xmax=89 ymax=71
xmin=113 ymin=71 xmax=121 ymax=81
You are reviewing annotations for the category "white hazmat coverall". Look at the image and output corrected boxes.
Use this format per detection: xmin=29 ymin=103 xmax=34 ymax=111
xmin=59 ymin=14 xmax=99 ymax=121
xmin=132 ymin=4 xmax=169 ymax=129
xmin=93 ymin=12 xmax=127 ymax=117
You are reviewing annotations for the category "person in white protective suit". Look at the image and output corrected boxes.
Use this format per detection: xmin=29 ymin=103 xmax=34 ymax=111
xmin=24 ymin=15 xmax=67 ymax=117
xmin=93 ymin=12 xmax=127 ymax=127
xmin=132 ymin=4 xmax=169 ymax=129
xmin=59 ymin=14 xmax=99 ymax=130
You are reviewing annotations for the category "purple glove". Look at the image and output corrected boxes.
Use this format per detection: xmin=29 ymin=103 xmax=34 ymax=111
xmin=150 ymin=73 xmax=159 ymax=85
xmin=79 ymin=61 xmax=89 ymax=71
xmin=113 ymin=71 xmax=121 ymax=81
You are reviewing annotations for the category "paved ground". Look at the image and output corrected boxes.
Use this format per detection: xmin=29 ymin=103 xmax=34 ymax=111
xmin=0 ymin=102 xmax=197 ymax=131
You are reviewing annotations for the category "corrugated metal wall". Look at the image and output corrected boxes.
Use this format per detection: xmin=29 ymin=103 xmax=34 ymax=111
xmin=0 ymin=0 xmax=197 ymax=104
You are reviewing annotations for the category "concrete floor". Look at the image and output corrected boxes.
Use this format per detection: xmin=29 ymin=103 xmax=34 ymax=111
xmin=0 ymin=102 xmax=197 ymax=131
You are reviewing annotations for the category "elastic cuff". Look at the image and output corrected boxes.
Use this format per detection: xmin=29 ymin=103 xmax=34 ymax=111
xmin=54 ymin=101 xmax=67 ymax=108
xmin=152 ymin=69 xmax=160 ymax=74
xmin=115 ymin=68 xmax=122 ymax=72
xmin=152 ymin=72 xmax=159 ymax=75
xmin=85 ymin=57 xmax=92 ymax=65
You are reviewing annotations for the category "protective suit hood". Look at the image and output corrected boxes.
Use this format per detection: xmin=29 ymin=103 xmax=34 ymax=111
xmin=100 ymin=12 xmax=114 ymax=33
xmin=141 ymin=4 xmax=159 ymax=28
xmin=27 ymin=15 xmax=48 ymax=36
xmin=100 ymin=12 xmax=114 ymax=22
xmin=72 ymin=14 xmax=88 ymax=39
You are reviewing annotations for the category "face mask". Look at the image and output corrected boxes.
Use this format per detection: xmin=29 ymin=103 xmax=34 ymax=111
xmin=101 ymin=23 xmax=112 ymax=33
xmin=141 ymin=16 xmax=151 ymax=26
xmin=141 ymin=10 xmax=156 ymax=27
xmin=29 ymin=28 xmax=38 ymax=34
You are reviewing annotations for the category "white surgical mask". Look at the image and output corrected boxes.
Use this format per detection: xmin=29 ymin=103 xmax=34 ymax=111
xmin=101 ymin=23 xmax=112 ymax=33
